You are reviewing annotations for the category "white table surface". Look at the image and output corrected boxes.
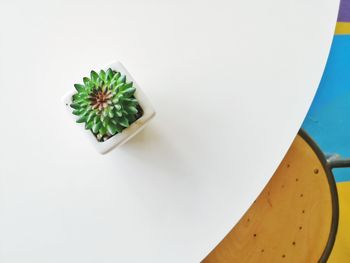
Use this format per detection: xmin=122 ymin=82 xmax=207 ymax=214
xmin=0 ymin=0 xmax=338 ymax=262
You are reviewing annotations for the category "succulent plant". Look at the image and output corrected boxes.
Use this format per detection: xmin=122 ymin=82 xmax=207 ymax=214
xmin=70 ymin=68 xmax=142 ymax=141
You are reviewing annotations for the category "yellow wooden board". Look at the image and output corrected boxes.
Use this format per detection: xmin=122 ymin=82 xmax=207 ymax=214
xmin=328 ymin=182 xmax=350 ymax=262
xmin=335 ymin=22 xmax=350 ymax=35
xmin=202 ymin=133 xmax=337 ymax=263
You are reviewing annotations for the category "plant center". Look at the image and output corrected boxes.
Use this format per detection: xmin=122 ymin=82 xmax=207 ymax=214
xmin=90 ymin=88 xmax=113 ymax=111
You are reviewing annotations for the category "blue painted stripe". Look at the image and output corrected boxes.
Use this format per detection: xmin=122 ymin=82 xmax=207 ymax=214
xmin=333 ymin=169 xmax=350 ymax=183
xmin=302 ymin=35 xmax=350 ymax=183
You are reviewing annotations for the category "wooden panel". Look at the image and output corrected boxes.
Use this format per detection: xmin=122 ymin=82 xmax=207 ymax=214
xmin=335 ymin=22 xmax=350 ymax=35
xmin=328 ymin=182 xmax=350 ymax=262
xmin=202 ymin=133 xmax=336 ymax=263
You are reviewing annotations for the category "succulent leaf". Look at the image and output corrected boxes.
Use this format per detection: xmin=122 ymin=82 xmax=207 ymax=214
xmin=126 ymin=106 xmax=138 ymax=114
xmin=86 ymin=111 xmax=95 ymax=123
xmin=85 ymin=121 xmax=94 ymax=130
xmin=110 ymin=72 xmax=121 ymax=85
xmin=120 ymin=82 xmax=133 ymax=91
xmin=74 ymin=84 xmax=85 ymax=92
xmin=121 ymin=87 xmax=136 ymax=97
xmin=99 ymin=126 xmax=108 ymax=136
xmin=106 ymin=68 xmax=113 ymax=81
xmin=90 ymin=71 xmax=99 ymax=82
xmin=70 ymin=102 xmax=80 ymax=110
xmin=92 ymin=122 xmax=102 ymax=133
xmin=107 ymin=123 xmax=117 ymax=135
xmin=119 ymin=116 xmax=129 ymax=127
xmin=99 ymin=70 xmax=106 ymax=81
xmin=83 ymin=77 xmax=91 ymax=86
xmin=76 ymin=115 xmax=87 ymax=123
xmin=72 ymin=108 xmax=83 ymax=116
xmin=117 ymin=75 xmax=126 ymax=85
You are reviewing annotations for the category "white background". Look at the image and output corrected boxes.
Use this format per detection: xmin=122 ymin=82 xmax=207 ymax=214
xmin=0 ymin=0 xmax=338 ymax=262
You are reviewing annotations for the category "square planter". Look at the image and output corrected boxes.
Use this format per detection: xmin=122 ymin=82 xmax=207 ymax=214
xmin=62 ymin=61 xmax=156 ymax=154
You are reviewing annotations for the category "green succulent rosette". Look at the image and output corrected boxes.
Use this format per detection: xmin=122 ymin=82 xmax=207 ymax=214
xmin=70 ymin=68 xmax=142 ymax=141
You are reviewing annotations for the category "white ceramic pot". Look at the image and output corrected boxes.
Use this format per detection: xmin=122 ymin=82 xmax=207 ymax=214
xmin=62 ymin=61 xmax=156 ymax=154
